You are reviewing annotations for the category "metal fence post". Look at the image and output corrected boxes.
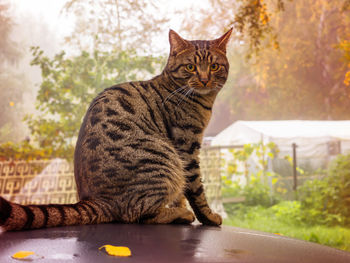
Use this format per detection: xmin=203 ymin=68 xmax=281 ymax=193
xmin=292 ymin=143 xmax=298 ymax=191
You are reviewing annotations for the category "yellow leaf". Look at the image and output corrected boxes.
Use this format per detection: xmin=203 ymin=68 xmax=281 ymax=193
xmin=12 ymin=251 xmax=35 ymax=259
xmin=272 ymin=178 xmax=278 ymax=185
xmin=344 ymin=71 xmax=350 ymax=86
xmin=99 ymin=245 xmax=131 ymax=257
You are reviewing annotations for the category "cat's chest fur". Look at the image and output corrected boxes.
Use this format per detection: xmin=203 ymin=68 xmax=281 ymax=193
xmin=112 ymin=79 xmax=213 ymax=147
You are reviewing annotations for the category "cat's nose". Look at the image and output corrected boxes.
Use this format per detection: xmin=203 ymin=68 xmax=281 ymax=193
xmin=200 ymin=79 xmax=209 ymax=86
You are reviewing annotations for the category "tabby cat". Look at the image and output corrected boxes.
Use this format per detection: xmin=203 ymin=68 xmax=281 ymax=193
xmin=0 ymin=28 xmax=232 ymax=231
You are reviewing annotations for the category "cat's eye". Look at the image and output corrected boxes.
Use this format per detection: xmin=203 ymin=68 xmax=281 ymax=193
xmin=186 ymin=64 xmax=196 ymax=72
xmin=210 ymin=63 xmax=220 ymax=71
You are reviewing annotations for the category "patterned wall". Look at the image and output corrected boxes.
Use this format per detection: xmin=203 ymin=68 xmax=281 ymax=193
xmin=199 ymin=147 xmax=224 ymax=215
xmin=0 ymin=152 xmax=222 ymax=212
xmin=199 ymin=147 xmax=222 ymax=202
xmin=0 ymin=159 xmax=78 ymax=205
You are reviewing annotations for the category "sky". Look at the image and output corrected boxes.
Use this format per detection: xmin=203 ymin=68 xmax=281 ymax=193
xmin=10 ymin=0 xmax=209 ymax=50
xmin=11 ymin=0 xmax=74 ymax=38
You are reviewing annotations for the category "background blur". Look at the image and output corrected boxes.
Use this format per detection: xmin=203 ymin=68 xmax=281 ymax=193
xmin=1 ymin=0 xmax=350 ymax=252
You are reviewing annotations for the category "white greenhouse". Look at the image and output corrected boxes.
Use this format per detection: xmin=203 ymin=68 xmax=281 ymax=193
xmin=211 ymin=120 xmax=350 ymax=176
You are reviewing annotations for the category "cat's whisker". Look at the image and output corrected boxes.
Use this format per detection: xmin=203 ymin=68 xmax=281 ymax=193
xmin=166 ymin=85 xmax=190 ymax=105
xmin=177 ymin=87 xmax=194 ymax=107
xmin=175 ymin=88 xmax=188 ymax=106
xmin=163 ymin=86 xmax=187 ymax=105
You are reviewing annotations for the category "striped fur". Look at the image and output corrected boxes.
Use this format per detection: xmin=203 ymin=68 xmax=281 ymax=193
xmin=0 ymin=28 xmax=232 ymax=231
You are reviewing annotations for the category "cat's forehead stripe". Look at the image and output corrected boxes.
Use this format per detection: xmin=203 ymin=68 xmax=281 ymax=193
xmin=193 ymin=50 xmax=214 ymax=64
xmin=191 ymin=40 xmax=210 ymax=50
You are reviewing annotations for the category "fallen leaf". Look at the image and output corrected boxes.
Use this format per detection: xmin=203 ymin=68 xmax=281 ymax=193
xmin=99 ymin=245 xmax=131 ymax=257
xmin=12 ymin=251 xmax=35 ymax=259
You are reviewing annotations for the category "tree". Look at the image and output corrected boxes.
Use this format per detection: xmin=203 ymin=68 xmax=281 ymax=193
xmin=183 ymin=0 xmax=350 ymax=55
xmin=246 ymin=0 xmax=350 ymax=119
xmin=0 ymin=1 xmax=30 ymax=142
xmin=0 ymin=1 xmax=20 ymax=64
xmin=340 ymin=39 xmax=350 ymax=86
xmin=182 ymin=0 xmax=287 ymax=56
xmin=0 ymin=0 xmax=168 ymax=160
xmin=24 ymin=47 xmax=161 ymax=160
xmin=184 ymin=0 xmax=350 ymax=127
xmin=62 ymin=0 xmax=168 ymax=53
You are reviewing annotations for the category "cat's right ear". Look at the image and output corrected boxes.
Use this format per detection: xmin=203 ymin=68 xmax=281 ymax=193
xmin=169 ymin=29 xmax=192 ymax=56
xmin=211 ymin=28 xmax=233 ymax=53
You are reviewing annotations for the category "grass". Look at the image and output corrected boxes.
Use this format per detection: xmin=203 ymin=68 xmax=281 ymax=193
xmin=223 ymin=203 xmax=350 ymax=252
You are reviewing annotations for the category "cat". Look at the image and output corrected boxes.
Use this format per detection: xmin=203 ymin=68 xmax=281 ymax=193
xmin=0 ymin=28 xmax=232 ymax=231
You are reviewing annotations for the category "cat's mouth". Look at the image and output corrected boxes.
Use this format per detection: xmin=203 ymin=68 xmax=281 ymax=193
xmin=187 ymin=80 xmax=221 ymax=95
xmin=193 ymin=88 xmax=214 ymax=95
xmin=191 ymin=84 xmax=222 ymax=95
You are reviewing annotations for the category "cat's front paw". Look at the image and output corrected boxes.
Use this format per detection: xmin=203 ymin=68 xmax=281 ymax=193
xmin=200 ymin=212 xmax=222 ymax=226
xmin=172 ymin=210 xmax=195 ymax=224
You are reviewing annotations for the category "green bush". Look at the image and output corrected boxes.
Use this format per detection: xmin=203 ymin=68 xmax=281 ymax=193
xmin=221 ymin=176 xmax=242 ymax=198
xmin=328 ymin=153 xmax=350 ymax=223
xmin=271 ymin=201 xmax=303 ymax=225
xmin=222 ymin=142 xmax=281 ymax=207
xmin=298 ymin=153 xmax=350 ymax=226
xmin=243 ymin=173 xmax=279 ymax=206
xmin=223 ymin=173 xmax=280 ymax=207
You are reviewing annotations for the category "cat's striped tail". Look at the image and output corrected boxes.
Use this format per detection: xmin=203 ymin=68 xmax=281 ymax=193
xmin=0 ymin=196 xmax=114 ymax=231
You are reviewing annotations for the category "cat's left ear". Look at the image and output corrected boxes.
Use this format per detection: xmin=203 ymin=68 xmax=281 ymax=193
xmin=212 ymin=28 xmax=233 ymax=53
xmin=169 ymin=29 xmax=192 ymax=56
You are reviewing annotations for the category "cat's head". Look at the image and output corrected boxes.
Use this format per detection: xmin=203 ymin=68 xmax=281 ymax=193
xmin=165 ymin=28 xmax=232 ymax=95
